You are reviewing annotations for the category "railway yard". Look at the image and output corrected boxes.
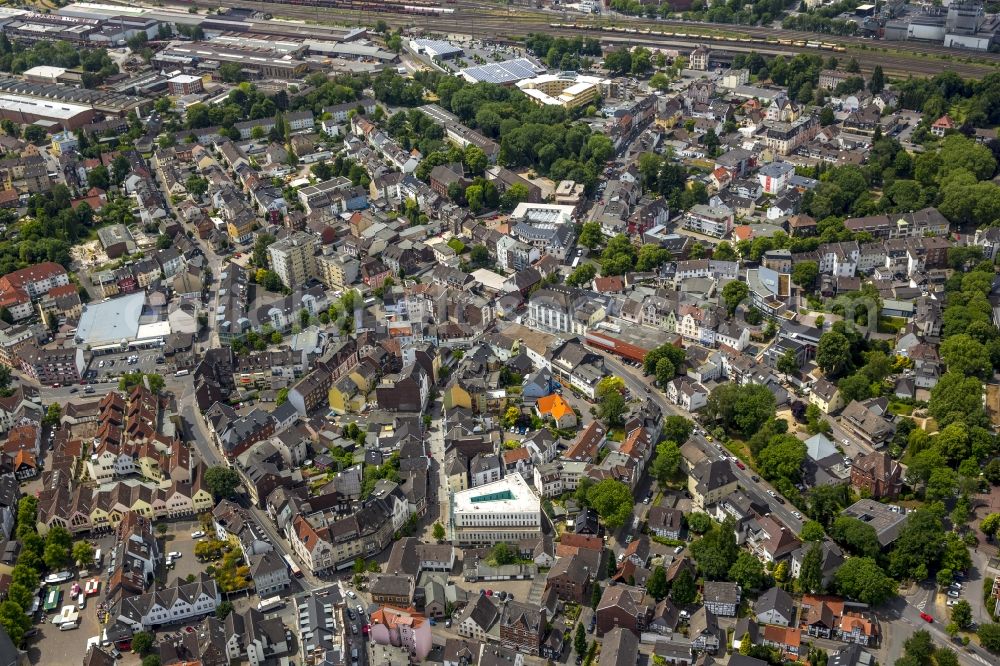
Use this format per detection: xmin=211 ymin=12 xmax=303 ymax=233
xmin=178 ymin=0 xmax=1000 ymax=78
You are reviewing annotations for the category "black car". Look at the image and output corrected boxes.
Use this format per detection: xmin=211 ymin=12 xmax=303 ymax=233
xmin=774 ymin=496 xmax=786 ymax=505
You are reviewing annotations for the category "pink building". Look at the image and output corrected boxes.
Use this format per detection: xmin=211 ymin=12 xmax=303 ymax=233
xmin=369 ymin=607 xmax=432 ymax=661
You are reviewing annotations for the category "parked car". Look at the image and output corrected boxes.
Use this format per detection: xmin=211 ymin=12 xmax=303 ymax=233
xmin=191 ymin=531 xmax=206 ymax=539
xmin=920 ymin=613 xmax=933 ymax=623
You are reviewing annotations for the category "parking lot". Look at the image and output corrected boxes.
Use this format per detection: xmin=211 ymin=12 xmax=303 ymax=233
xmin=84 ymin=347 xmax=168 ymax=384
xmin=27 ymin=576 xmax=104 ymax=665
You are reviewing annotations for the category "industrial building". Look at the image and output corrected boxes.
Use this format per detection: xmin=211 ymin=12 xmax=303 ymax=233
xmin=409 ymin=38 xmax=464 ymax=60
xmin=0 ymin=77 xmax=148 ymax=116
xmin=0 ymin=92 xmax=95 ymax=130
xmin=153 ymin=41 xmax=310 ymax=80
xmin=884 ymin=2 xmax=998 ymax=51
xmin=516 ymin=72 xmax=610 ymax=110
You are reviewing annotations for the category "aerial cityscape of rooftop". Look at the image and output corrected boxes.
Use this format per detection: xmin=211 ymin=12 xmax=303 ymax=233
xmin=0 ymin=1 xmax=997 ymax=666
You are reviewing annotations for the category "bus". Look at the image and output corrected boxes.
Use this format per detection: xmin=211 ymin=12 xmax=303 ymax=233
xmin=43 ymin=586 xmax=62 ymax=613
xmin=283 ymin=554 xmax=303 ymax=578
xmin=257 ymin=596 xmax=284 ymax=612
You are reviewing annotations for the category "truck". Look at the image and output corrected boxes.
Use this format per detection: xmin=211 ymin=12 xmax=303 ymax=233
xmin=257 ymin=597 xmax=284 ymax=612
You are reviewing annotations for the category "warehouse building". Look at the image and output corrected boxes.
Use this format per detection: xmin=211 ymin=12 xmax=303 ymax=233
xmin=0 ymin=92 xmax=95 ymax=130
xmin=153 ymin=41 xmax=309 ymax=80
xmin=410 ymin=38 xmax=463 ymax=60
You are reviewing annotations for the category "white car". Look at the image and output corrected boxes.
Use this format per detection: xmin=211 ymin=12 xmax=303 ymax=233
xmin=168 ymin=551 xmax=182 ymax=559
xmin=347 ymin=590 xmax=357 ymax=599
xmin=191 ymin=531 xmax=206 ymax=539
xmin=767 ymin=490 xmax=777 ymax=498
xmin=792 ymin=511 xmax=802 ymax=519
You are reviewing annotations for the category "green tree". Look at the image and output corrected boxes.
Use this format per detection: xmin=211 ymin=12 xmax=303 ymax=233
xmin=132 ymin=631 xmax=155 ymax=655
xmin=799 ymin=543 xmax=824 ymax=593
xmin=713 ymin=241 xmax=738 ymax=262
xmin=586 ymin=479 xmax=633 ymax=529
xmin=686 ymin=512 xmax=713 ymax=534
xmin=757 ymin=435 xmax=807 ymax=483
xmin=940 ymin=334 xmax=992 ymax=379
xmin=705 ymin=384 xmax=776 ymax=437
xmin=792 ymin=261 xmax=819 ymax=291
xmin=728 ymin=551 xmax=766 ymax=591
xmin=981 ymin=513 xmax=1000 ymax=539
xmin=215 ymin=600 xmax=234 ymax=620
xmin=777 ymin=349 xmax=800 ymax=376
xmin=0 ymin=600 xmax=30 ymax=645
xmin=432 ymin=522 xmax=446 ymax=541
xmin=661 ymin=416 xmax=694 ymax=445
xmin=671 ymin=567 xmax=697 ymax=604
xmin=71 ymin=541 xmax=95 ymax=567
xmin=951 ymin=599 xmax=972 ymax=630
xmin=889 ymin=507 xmax=947 ymax=581
xmin=820 ymin=106 xmax=836 ymax=126
xmin=650 ymin=440 xmax=682 ymax=484
xmin=978 ymin=623 xmax=1000 ymax=652
xmin=566 ymin=263 xmax=596 ymax=287
xmin=185 ymin=175 xmax=209 ymax=197
xmin=578 ymin=222 xmax=603 ymax=249
xmin=204 ymin=466 xmax=240 ymax=499
xmin=42 ymin=403 xmax=61 ymax=428
xmin=598 ymin=390 xmax=626 ymax=428
xmin=869 ymin=65 xmax=884 ymax=93
xmin=87 ymin=165 xmax=110 ymax=190
xmin=801 ymin=520 xmax=825 ymax=542
xmin=834 ymin=557 xmax=896 ymax=605
xmin=690 ymin=516 xmax=740 ymax=580
xmin=646 ymin=565 xmax=668 ymax=599
xmin=574 ymin=623 xmax=587 ymax=656
xmin=655 ymin=357 xmax=675 ymax=387
xmin=590 ymin=582 xmax=602 ymax=609
xmin=829 ymin=516 xmax=880 ymax=558
xmin=838 ymin=373 xmax=874 ymax=404
xmin=817 ymin=331 xmax=853 ymax=378
xmin=722 ymin=280 xmax=749 ymax=316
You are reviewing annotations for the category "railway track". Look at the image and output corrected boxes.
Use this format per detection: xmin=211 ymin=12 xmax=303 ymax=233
xmin=185 ymin=0 xmax=999 ymax=77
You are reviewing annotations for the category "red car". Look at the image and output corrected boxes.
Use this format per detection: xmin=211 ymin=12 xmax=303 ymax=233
xmin=920 ymin=613 xmax=933 ymax=623
xmin=736 ymin=461 xmax=746 ymax=470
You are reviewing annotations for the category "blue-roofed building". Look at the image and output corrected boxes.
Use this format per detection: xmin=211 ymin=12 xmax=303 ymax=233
xmin=410 ymin=38 xmax=463 ymax=60
xmin=459 ymin=57 xmax=545 ymax=85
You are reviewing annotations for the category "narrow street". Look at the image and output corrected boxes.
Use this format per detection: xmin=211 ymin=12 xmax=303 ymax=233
xmin=425 ymin=404 xmax=451 ymax=539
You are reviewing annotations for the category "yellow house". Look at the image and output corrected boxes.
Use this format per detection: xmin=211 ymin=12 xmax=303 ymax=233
xmin=443 ymin=382 xmax=473 ymax=411
xmin=90 ymin=507 xmax=110 ymax=531
xmin=190 ymin=487 xmax=214 ymax=512
xmin=446 ymin=455 xmax=468 ymax=493
xmin=329 ymin=376 xmax=358 ymax=414
xmin=137 ymin=454 xmax=163 ymax=483
xmin=688 ymin=459 xmax=739 ymax=510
